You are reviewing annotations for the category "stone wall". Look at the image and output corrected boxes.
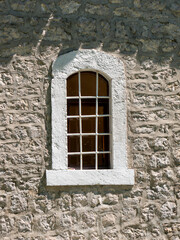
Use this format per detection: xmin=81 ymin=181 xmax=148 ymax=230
xmin=0 ymin=0 xmax=180 ymax=239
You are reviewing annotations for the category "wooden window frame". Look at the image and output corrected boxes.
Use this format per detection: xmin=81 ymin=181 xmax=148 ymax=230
xmin=46 ymin=49 xmax=134 ymax=186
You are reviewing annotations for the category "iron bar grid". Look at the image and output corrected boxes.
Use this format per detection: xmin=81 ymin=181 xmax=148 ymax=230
xmin=67 ymin=71 xmax=110 ymax=170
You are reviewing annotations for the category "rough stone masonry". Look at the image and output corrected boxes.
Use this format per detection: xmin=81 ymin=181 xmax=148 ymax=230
xmin=0 ymin=0 xmax=180 ymax=239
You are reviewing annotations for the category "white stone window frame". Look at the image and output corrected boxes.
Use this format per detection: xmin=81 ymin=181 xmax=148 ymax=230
xmin=46 ymin=49 xmax=134 ymax=186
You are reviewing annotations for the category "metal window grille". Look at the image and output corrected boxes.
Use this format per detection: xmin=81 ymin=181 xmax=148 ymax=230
xmin=67 ymin=71 xmax=110 ymax=170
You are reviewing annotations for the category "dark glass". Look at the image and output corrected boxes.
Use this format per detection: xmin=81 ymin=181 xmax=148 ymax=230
xmin=68 ymin=118 xmax=79 ymax=133
xmin=82 ymin=99 xmax=96 ymax=115
xmin=98 ymin=135 xmax=109 ymax=151
xmin=68 ymin=155 xmax=80 ymax=169
xmin=82 ymin=136 xmax=95 ymax=152
xmin=98 ymin=99 xmax=109 ymax=115
xmin=98 ymin=74 xmax=109 ymax=96
xmin=81 ymin=72 xmax=96 ymax=96
xmin=68 ymin=136 xmax=80 ymax=152
xmin=67 ymin=73 xmax=78 ymax=96
xmin=83 ymin=154 xmax=95 ymax=169
xmin=67 ymin=99 xmax=79 ymax=115
xmin=82 ymin=117 xmax=95 ymax=133
xmin=98 ymin=117 xmax=109 ymax=133
xmin=98 ymin=154 xmax=110 ymax=169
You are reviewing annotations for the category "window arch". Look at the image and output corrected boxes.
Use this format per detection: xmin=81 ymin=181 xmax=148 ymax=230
xmin=67 ymin=71 xmax=110 ymax=170
xmin=46 ymin=49 xmax=134 ymax=186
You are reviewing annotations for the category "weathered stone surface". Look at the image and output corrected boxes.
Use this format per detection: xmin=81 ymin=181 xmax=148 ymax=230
xmin=17 ymin=215 xmax=32 ymax=232
xmin=153 ymin=137 xmax=169 ymax=151
xmin=0 ymin=195 xmax=6 ymax=209
xmin=85 ymin=4 xmax=109 ymax=15
xmin=149 ymin=153 xmax=170 ymax=169
xmin=133 ymin=138 xmax=150 ymax=151
xmin=122 ymin=226 xmax=147 ymax=239
xmin=58 ymin=193 xmax=72 ymax=211
xmin=141 ymin=204 xmax=156 ymax=222
xmin=72 ymin=193 xmax=88 ymax=208
xmin=10 ymin=194 xmax=27 ymax=214
xmin=101 ymin=213 xmax=116 ymax=227
xmin=160 ymin=202 xmax=177 ymax=219
xmin=59 ymin=0 xmax=80 ymax=14
xmin=0 ymin=0 xmax=179 ymax=239
xmin=103 ymin=193 xmax=119 ymax=205
xmin=81 ymin=211 xmax=97 ymax=228
xmin=0 ymin=216 xmax=14 ymax=235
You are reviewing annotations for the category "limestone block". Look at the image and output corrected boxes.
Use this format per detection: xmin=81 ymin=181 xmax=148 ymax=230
xmin=59 ymin=0 xmax=80 ymax=14
xmin=102 ymin=228 xmax=120 ymax=240
xmin=103 ymin=193 xmax=119 ymax=205
xmin=89 ymin=194 xmax=101 ymax=207
xmin=141 ymin=40 xmax=160 ymax=53
xmin=121 ymin=206 xmax=137 ymax=222
xmin=109 ymin=0 xmax=123 ymax=3
xmin=133 ymin=153 xmax=146 ymax=168
xmin=153 ymin=137 xmax=169 ymax=151
xmin=34 ymin=215 xmax=55 ymax=233
xmin=58 ymin=194 xmax=72 ymax=211
xmin=72 ymin=194 xmax=88 ymax=208
xmin=122 ymin=226 xmax=147 ymax=239
xmin=81 ymin=211 xmax=97 ymax=228
xmin=0 ymin=195 xmax=6 ymax=209
xmin=133 ymin=138 xmax=150 ymax=151
xmin=10 ymin=194 xmax=27 ymax=214
xmin=17 ymin=215 xmax=32 ymax=232
xmin=0 ymin=216 xmax=14 ymax=235
xmin=3 ymin=181 xmax=16 ymax=192
xmin=149 ymin=153 xmax=170 ymax=169
xmin=141 ymin=204 xmax=156 ymax=222
xmin=85 ymin=4 xmax=109 ymax=15
xmin=101 ymin=213 xmax=116 ymax=227
xmin=160 ymin=202 xmax=177 ymax=219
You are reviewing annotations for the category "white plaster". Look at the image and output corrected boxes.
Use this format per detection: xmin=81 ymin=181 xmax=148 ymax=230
xmin=46 ymin=49 xmax=134 ymax=186
xmin=46 ymin=169 xmax=134 ymax=186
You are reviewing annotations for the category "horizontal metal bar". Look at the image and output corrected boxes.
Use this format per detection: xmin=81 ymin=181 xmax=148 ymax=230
xmin=67 ymin=133 xmax=111 ymax=136
xmin=67 ymin=96 xmax=110 ymax=99
xmin=68 ymin=151 xmax=111 ymax=155
xmin=68 ymin=133 xmax=111 ymax=136
xmin=67 ymin=114 xmax=110 ymax=118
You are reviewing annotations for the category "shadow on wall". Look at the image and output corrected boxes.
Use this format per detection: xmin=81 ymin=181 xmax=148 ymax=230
xmin=0 ymin=0 xmax=180 ymax=68
xmin=38 ymin=170 xmax=134 ymax=199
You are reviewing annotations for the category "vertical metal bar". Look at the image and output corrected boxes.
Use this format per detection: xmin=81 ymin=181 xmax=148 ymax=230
xmin=79 ymin=72 xmax=83 ymax=170
xmin=95 ymin=72 xmax=98 ymax=170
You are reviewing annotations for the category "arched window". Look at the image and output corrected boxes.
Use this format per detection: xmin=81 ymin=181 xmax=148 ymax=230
xmin=46 ymin=49 xmax=134 ymax=186
xmin=67 ymin=71 xmax=110 ymax=170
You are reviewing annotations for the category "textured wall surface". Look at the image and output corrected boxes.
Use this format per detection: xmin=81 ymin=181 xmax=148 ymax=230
xmin=0 ymin=0 xmax=180 ymax=239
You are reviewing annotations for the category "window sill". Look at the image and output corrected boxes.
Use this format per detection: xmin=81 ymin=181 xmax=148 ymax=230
xmin=46 ymin=169 xmax=134 ymax=186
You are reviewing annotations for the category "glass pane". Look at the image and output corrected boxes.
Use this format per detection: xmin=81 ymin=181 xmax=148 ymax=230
xmin=68 ymin=136 xmax=80 ymax=152
xmin=68 ymin=118 xmax=79 ymax=133
xmin=98 ymin=135 xmax=109 ymax=151
xmin=67 ymin=73 xmax=78 ymax=96
xmin=82 ymin=99 xmax=96 ymax=115
xmin=82 ymin=136 xmax=95 ymax=152
xmin=83 ymin=154 xmax=95 ymax=169
xmin=68 ymin=155 xmax=80 ymax=169
xmin=98 ymin=99 xmax=109 ymax=115
xmin=67 ymin=99 xmax=79 ymax=116
xmin=98 ymin=154 xmax=110 ymax=169
xmin=98 ymin=117 xmax=109 ymax=133
xmin=81 ymin=72 xmax=96 ymax=96
xmin=98 ymin=74 xmax=109 ymax=96
xmin=82 ymin=117 xmax=95 ymax=133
